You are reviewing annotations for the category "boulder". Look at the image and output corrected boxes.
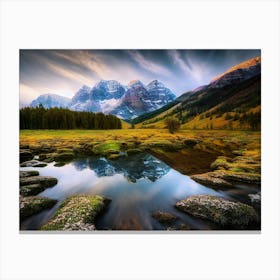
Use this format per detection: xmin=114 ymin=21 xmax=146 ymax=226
xmin=191 ymin=170 xmax=261 ymax=187
xmin=221 ymin=171 xmax=261 ymax=185
xmin=20 ymin=184 xmax=46 ymax=196
xmin=20 ymin=150 xmax=33 ymax=163
xmin=191 ymin=172 xmax=232 ymax=188
xmin=183 ymin=139 xmax=199 ymax=148
xmin=20 ymin=176 xmax=57 ymax=187
xmin=20 ymin=196 xmax=57 ymax=220
xmin=20 ymin=170 xmax=39 ymax=178
xmin=175 ymin=195 xmax=258 ymax=229
xmin=41 ymin=195 xmax=110 ymax=231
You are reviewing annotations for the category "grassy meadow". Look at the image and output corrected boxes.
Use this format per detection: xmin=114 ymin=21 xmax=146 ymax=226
xmin=20 ymin=128 xmax=261 ymax=177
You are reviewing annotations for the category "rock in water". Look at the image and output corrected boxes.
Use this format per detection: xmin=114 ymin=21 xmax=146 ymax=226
xmin=20 ymin=150 xmax=33 ymax=163
xmin=248 ymin=192 xmax=261 ymax=209
xmin=19 ymin=175 xmax=58 ymax=196
xmin=190 ymin=172 xmax=232 ymax=188
xmin=41 ymin=195 xmax=110 ymax=231
xmin=152 ymin=211 xmax=177 ymax=226
xmin=20 ymin=160 xmax=47 ymax=167
xmin=175 ymin=195 xmax=258 ymax=229
xmin=20 ymin=176 xmax=58 ymax=187
xmin=20 ymin=170 xmax=39 ymax=178
xmin=20 ymin=196 xmax=57 ymax=220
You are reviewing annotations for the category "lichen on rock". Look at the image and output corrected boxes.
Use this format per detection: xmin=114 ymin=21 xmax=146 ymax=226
xmin=175 ymin=195 xmax=259 ymax=229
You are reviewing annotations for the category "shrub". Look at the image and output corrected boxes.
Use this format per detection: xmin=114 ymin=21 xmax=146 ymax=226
xmin=164 ymin=117 xmax=180 ymax=134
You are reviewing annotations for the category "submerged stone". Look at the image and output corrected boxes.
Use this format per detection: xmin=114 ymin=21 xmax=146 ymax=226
xmin=175 ymin=195 xmax=258 ymax=229
xmin=152 ymin=211 xmax=177 ymax=225
xmin=20 ymin=196 xmax=57 ymax=220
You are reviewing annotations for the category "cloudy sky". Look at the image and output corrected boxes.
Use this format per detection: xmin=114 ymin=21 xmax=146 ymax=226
xmin=20 ymin=49 xmax=260 ymax=106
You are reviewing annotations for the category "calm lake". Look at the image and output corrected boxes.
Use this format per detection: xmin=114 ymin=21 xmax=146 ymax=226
xmin=20 ymin=153 xmax=259 ymax=230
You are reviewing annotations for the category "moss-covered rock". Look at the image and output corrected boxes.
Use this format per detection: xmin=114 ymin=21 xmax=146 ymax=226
xmin=20 ymin=175 xmax=58 ymax=196
xmin=175 ymin=195 xmax=258 ymax=229
xmin=92 ymin=141 xmax=121 ymax=156
xmin=20 ymin=175 xmax=58 ymax=187
xmin=20 ymin=184 xmax=46 ymax=196
xmin=20 ymin=150 xmax=33 ymax=163
xmin=20 ymin=160 xmax=47 ymax=168
xmin=73 ymin=143 xmax=94 ymax=156
xmin=152 ymin=211 xmax=177 ymax=226
xmin=221 ymin=171 xmax=261 ymax=185
xmin=210 ymin=156 xmax=231 ymax=170
xmin=20 ymin=196 xmax=57 ymax=220
xmin=53 ymin=152 xmax=74 ymax=162
xmin=41 ymin=195 xmax=110 ymax=231
xmin=191 ymin=169 xmax=261 ymax=187
xmin=183 ymin=139 xmax=199 ymax=148
xmin=191 ymin=172 xmax=233 ymax=187
xmin=56 ymin=148 xmax=73 ymax=154
xmin=20 ymin=170 xmax=39 ymax=178
xmin=54 ymin=162 xmax=66 ymax=167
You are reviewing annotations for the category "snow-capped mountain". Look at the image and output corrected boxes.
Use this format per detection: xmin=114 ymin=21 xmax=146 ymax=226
xmin=30 ymin=94 xmax=71 ymax=108
xmin=110 ymin=80 xmax=176 ymax=119
xmin=29 ymin=79 xmax=176 ymax=120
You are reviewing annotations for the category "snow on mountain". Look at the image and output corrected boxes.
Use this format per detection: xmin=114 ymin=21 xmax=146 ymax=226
xmin=29 ymin=79 xmax=176 ymax=120
xmin=30 ymin=94 xmax=71 ymax=108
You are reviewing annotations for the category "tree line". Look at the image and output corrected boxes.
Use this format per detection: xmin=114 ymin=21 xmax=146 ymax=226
xmin=20 ymin=105 xmax=122 ymax=129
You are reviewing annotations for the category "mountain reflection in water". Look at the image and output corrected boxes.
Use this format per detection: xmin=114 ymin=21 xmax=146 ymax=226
xmin=20 ymin=153 xmax=247 ymax=230
xmin=72 ymin=153 xmax=170 ymax=182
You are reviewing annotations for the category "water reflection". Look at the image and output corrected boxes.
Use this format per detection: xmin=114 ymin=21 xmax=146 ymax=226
xmin=72 ymin=153 xmax=170 ymax=183
xmin=20 ymin=153 xmax=258 ymax=230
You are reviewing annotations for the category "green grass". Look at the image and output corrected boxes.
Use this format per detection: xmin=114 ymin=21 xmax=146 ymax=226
xmin=93 ymin=140 xmax=121 ymax=156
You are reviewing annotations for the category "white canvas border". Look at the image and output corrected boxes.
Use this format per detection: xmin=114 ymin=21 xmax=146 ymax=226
xmin=1 ymin=0 xmax=280 ymax=279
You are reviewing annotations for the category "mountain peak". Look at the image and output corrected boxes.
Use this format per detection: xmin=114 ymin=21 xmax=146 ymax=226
xmin=212 ymin=56 xmax=261 ymax=82
xmin=147 ymin=80 xmax=165 ymax=89
xmin=30 ymin=94 xmax=71 ymax=109
xmin=80 ymin=85 xmax=91 ymax=91
xmin=128 ymin=80 xmax=144 ymax=87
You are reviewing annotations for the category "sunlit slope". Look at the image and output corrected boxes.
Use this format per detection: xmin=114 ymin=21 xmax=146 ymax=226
xmin=137 ymin=71 xmax=260 ymax=130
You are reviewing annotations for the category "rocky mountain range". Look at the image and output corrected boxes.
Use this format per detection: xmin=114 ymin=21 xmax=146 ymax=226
xmin=30 ymin=80 xmax=176 ymax=120
xmin=133 ymin=56 xmax=261 ymax=130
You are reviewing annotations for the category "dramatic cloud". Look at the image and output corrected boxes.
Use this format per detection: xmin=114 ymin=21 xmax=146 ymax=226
xmin=20 ymin=49 xmax=260 ymax=105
